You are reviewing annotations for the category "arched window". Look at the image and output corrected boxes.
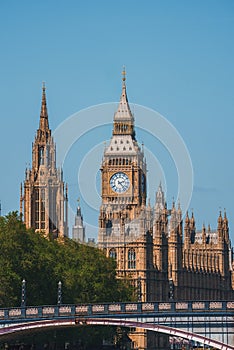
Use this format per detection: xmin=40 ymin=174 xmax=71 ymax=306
xmin=106 ymin=220 xmax=112 ymax=236
xmin=109 ymin=248 xmax=117 ymax=260
xmin=39 ymin=147 xmax=44 ymax=165
xmin=128 ymin=248 xmax=136 ymax=269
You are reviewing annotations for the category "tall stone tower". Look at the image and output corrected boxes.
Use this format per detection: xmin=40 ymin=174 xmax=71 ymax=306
xmin=98 ymin=69 xmax=152 ymax=349
xmin=21 ymin=84 xmax=68 ymax=239
xmin=98 ymin=69 xmax=153 ymax=299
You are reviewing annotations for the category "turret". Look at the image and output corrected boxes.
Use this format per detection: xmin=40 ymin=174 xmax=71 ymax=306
xmin=223 ymin=210 xmax=229 ymax=243
xmin=184 ymin=211 xmax=190 ymax=246
xmin=154 ymin=182 xmax=165 ymax=220
xmin=168 ymin=200 xmax=183 ymax=288
xmin=72 ymin=199 xmax=85 ymax=243
xmin=217 ymin=211 xmax=224 ymax=244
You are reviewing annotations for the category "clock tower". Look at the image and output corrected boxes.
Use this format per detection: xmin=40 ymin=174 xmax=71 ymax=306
xmin=99 ymin=69 xmax=146 ymax=218
xmin=98 ymin=70 xmax=152 ymax=299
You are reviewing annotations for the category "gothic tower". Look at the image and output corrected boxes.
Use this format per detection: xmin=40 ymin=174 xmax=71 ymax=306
xmin=21 ymin=84 xmax=68 ymax=239
xmin=72 ymin=200 xmax=85 ymax=243
xmin=98 ymin=69 xmax=155 ymax=298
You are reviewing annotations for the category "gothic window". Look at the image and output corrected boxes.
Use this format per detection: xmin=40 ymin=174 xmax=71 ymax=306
xmin=109 ymin=248 xmax=117 ymax=260
xmin=35 ymin=189 xmax=40 ymax=229
xmin=40 ymin=189 xmax=45 ymax=229
xmin=49 ymin=188 xmax=57 ymax=232
xmin=46 ymin=146 xmax=50 ymax=166
xmin=35 ymin=188 xmax=46 ymax=230
xmin=126 ymin=226 xmax=130 ymax=235
xmin=190 ymin=230 xmax=195 ymax=244
xmin=128 ymin=248 xmax=136 ymax=269
xmin=106 ymin=220 xmax=112 ymax=236
xmin=39 ymin=147 xmax=44 ymax=165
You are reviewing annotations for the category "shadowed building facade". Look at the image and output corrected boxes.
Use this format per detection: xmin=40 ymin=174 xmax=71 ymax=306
xmin=98 ymin=71 xmax=234 ymax=349
xmin=20 ymin=85 xmax=68 ymax=239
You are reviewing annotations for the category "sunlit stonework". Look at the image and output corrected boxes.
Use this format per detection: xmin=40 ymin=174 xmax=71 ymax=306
xmin=21 ymin=84 xmax=68 ymax=239
xmin=98 ymin=70 xmax=234 ymax=349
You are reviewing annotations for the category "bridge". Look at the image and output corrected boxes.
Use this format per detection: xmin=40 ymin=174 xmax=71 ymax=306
xmin=0 ymin=300 xmax=233 ymax=349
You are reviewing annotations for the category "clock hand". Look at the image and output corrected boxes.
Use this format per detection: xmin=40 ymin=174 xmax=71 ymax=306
xmin=117 ymin=180 xmax=125 ymax=187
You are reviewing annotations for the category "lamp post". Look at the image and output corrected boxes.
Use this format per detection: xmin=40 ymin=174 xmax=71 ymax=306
xmin=57 ymin=281 xmax=62 ymax=305
xmin=21 ymin=279 xmax=26 ymax=307
xmin=137 ymin=276 xmax=142 ymax=302
xmin=169 ymin=278 xmax=174 ymax=301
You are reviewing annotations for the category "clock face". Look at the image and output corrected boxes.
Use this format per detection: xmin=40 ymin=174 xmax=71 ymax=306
xmin=110 ymin=172 xmax=130 ymax=193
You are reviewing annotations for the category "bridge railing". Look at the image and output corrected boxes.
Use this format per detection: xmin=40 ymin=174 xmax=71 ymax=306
xmin=0 ymin=300 xmax=233 ymax=321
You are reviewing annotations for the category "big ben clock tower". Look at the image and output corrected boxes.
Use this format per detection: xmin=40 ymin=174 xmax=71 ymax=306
xmin=98 ymin=70 xmax=153 ymax=301
xmin=99 ymin=69 xmax=146 ymax=218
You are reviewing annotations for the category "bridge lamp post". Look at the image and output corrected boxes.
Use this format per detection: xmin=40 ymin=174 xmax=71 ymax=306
xmin=169 ymin=278 xmax=174 ymax=301
xmin=137 ymin=276 xmax=142 ymax=302
xmin=21 ymin=279 xmax=26 ymax=307
xmin=57 ymin=281 xmax=62 ymax=305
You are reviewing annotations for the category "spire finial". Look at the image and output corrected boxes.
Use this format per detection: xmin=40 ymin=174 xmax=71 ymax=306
xmin=39 ymin=82 xmax=49 ymax=130
xmin=172 ymin=197 xmax=175 ymax=208
xmin=76 ymin=197 xmax=81 ymax=216
xmin=177 ymin=199 xmax=181 ymax=212
xmin=122 ymin=66 xmax=126 ymax=85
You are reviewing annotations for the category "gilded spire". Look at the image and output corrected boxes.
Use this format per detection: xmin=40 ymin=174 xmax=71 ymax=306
xmin=39 ymin=82 xmax=49 ymax=131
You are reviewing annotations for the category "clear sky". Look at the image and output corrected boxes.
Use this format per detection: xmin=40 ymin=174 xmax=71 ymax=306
xmin=0 ymin=1 xmax=234 ymax=240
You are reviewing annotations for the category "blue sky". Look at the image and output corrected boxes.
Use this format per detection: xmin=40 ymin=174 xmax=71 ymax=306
xmin=0 ymin=1 xmax=234 ymax=240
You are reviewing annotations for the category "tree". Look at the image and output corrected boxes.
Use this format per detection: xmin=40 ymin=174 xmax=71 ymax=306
xmin=0 ymin=212 xmax=134 ymax=306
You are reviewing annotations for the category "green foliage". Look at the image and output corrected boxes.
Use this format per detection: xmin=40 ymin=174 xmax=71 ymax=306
xmin=0 ymin=212 xmax=133 ymax=307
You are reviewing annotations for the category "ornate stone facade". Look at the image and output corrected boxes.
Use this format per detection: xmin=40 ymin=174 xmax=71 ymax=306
xmin=20 ymin=84 xmax=68 ymax=239
xmin=98 ymin=71 xmax=234 ymax=349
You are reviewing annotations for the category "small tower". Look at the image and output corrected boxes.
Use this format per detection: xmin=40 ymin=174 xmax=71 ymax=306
xmin=154 ymin=182 xmax=165 ymax=220
xmin=72 ymin=199 xmax=85 ymax=243
xmin=21 ymin=84 xmax=68 ymax=238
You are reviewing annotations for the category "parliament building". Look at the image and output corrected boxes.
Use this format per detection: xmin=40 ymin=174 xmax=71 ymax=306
xmin=20 ymin=72 xmax=234 ymax=349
